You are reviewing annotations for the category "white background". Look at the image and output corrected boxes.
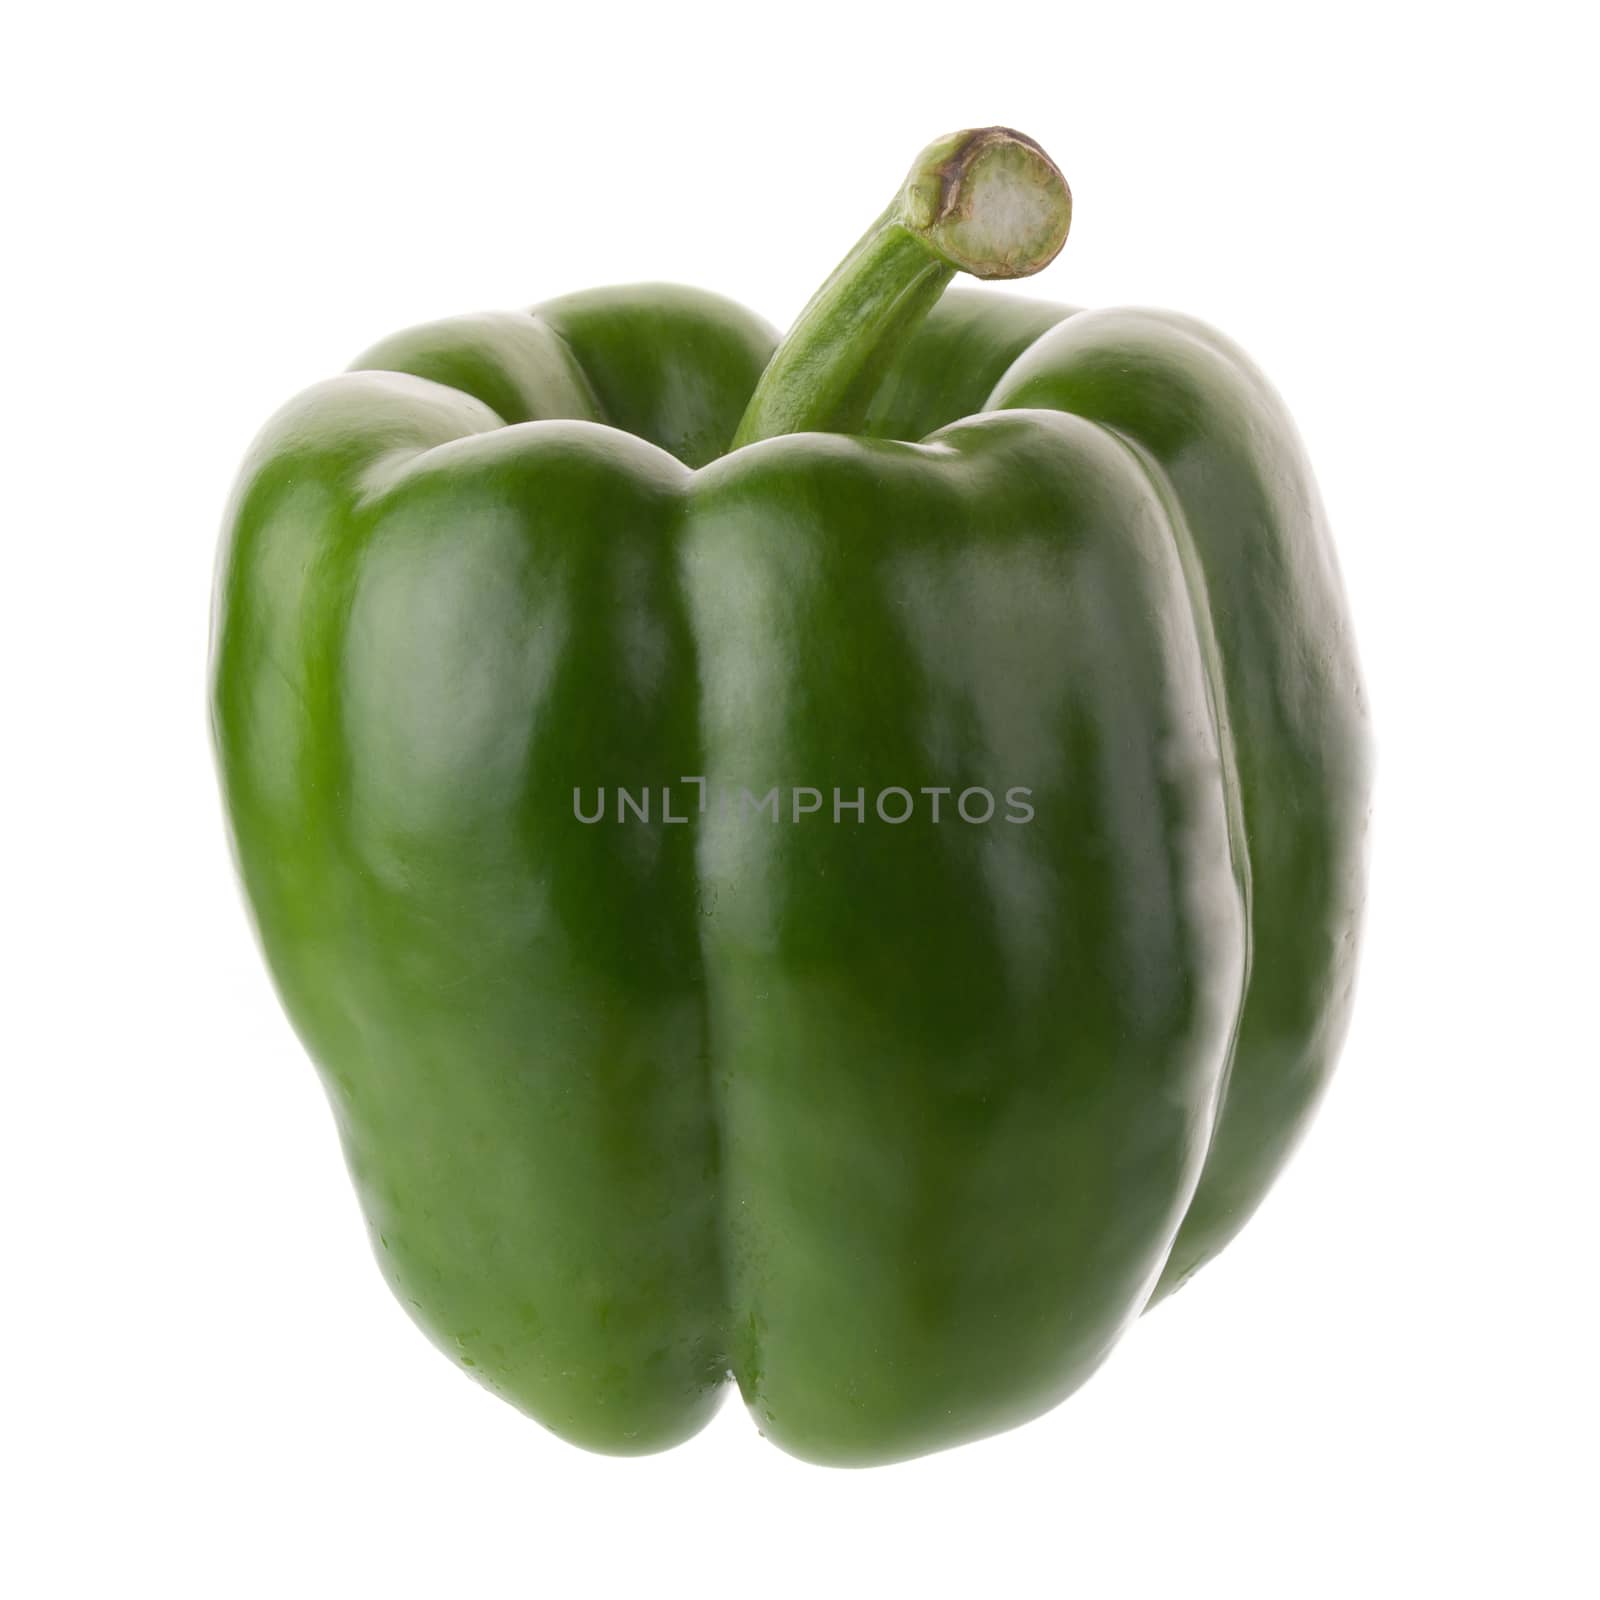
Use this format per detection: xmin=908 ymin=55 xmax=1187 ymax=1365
xmin=5 ymin=2 xmax=1596 ymax=1594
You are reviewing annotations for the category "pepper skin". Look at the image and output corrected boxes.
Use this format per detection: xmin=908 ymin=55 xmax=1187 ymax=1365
xmin=211 ymin=133 xmax=1369 ymax=1466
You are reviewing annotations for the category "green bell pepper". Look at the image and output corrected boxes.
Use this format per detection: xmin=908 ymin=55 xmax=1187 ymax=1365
xmin=211 ymin=127 xmax=1370 ymax=1465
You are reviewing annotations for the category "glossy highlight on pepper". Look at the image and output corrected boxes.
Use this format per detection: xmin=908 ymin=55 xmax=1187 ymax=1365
xmin=210 ymin=126 xmax=1370 ymax=1465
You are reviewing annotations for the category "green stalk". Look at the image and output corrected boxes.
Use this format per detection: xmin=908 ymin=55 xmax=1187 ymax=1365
xmin=732 ymin=127 xmax=1072 ymax=448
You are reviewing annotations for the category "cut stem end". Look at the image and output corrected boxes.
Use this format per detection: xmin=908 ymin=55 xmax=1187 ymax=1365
xmin=896 ymin=127 xmax=1072 ymax=280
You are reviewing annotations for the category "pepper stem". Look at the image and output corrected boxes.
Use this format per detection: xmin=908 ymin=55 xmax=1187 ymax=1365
xmin=731 ymin=127 xmax=1071 ymax=448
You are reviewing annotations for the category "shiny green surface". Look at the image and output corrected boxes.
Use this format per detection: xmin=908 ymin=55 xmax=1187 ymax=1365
xmin=212 ymin=279 xmax=1368 ymax=1465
